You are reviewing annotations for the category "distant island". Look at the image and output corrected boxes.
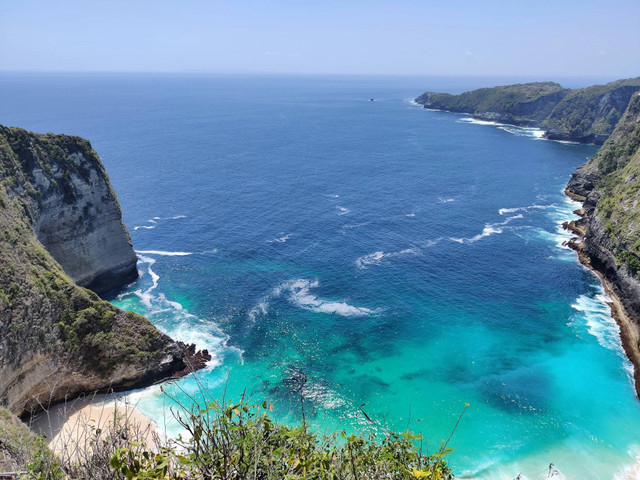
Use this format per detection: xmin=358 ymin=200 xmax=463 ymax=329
xmin=415 ymin=77 xmax=640 ymax=144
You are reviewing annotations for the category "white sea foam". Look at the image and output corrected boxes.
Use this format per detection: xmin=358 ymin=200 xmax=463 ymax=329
xmin=614 ymin=445 xmax=640 ymax=480
xmin=133 ymin=215 xmax=186 ymax=231
xmin=458 ymin=117 xmax=502 ymax=126
xmin=497 ymin=125 xmax=545 ymax=139
xmin=450 ymin=214 xmax=523 ymax=244
xmin=336 ymin=206 xmax=350 ymax=216
xmin=343 ymin=221 xmax=371 ymax=230
xmin=422 ymin=237 xmax=444 ymax=247
xmin=267 ymin=233 xmax=292 ymax=243
xmin=572 ymin=290 xmax=624 ymax=353
xmin=355 ymin=248 xmax=418 ymax=269
xmin=498 ymin=204 xmax=553 ymax=215
xmin=529 ymin=195 xmax=585 ymax=259
xmin=127 ymin=253 xmax=231 ymax=370
xmin=405 ymin=213 xmax=416 ymax=217
xmin=458 ymin=117 xmax=546 ymax=140
xmin=248 ymin=278 xmax=378 ymax=320
xmin=135 ymin=250 xmax=193 ymax=256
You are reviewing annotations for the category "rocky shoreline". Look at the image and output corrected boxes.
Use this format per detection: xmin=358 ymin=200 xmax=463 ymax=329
xmin=563 ymin=198 xmax=640 ymax=397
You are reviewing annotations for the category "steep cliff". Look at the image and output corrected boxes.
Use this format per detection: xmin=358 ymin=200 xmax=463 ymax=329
xmin=0 ymin=125 xmax=194 ymax=415
xmin=543 ymin=78 xmax=640 ymax=144
xmin=0 ymin=126 xmax=138 ymax=294
xmin=566 ymin=92 xmax=640 ymax=393
xmin=415 ymin=77 xmax=640 ymax=144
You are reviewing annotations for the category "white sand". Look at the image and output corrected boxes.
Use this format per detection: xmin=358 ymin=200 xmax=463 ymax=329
xmin=29 ymin=393 xmax=157 ymax=460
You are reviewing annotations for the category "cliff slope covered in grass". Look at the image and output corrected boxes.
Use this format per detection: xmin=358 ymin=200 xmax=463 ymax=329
xmin=0 ymin=125 xmax=191 ymax=415
xmin=415 ymin=77 xmax=640 ymax=144
xmin=566 ymin=92 xmax=640 ymax=392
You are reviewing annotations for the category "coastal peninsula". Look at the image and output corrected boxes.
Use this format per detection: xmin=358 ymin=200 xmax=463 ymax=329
xmin=415 ymin=77 xmax=640 ymax=144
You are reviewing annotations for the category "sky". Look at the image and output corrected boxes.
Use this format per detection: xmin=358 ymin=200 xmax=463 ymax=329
xmin=1 ymin=0 xmax=639 ymax=77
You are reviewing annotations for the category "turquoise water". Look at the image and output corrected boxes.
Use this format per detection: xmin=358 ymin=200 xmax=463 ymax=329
xmin=2 ymin=74 xmax=640 ymax=479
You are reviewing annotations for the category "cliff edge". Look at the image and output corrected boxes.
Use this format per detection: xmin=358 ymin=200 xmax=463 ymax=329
xmin=565 ymin=92 xmax=640 ymax=394
xmin=0 ymin=125 xmax=201 ymax=415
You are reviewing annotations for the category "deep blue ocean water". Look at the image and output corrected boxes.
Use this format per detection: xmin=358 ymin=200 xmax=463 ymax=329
xmin=2 ymin=74 xmax=640 ymax=479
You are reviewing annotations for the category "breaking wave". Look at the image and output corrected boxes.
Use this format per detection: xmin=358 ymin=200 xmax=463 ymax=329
xmin=136 ymin=250 xmax=193 ymax=256
xmin=248 ymin=278 xmax=378 ymax=321
xmin=355 ymin=248 xmax=418 ymax=269
xmin=133 ymin=215 xmax=187 ymax=231
xmin=118 ymin=253 xmax=232 ymax=370
xmin=450 ymin=214 xmax=523 ymax=244
xmin=267 ymin=233 xmax=292 ymax=243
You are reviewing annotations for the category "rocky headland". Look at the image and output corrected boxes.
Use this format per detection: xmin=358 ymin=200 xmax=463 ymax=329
xmin=0 ymin=125 xmax=209 ymax=419
xmin=415 ymin=77 xmax=640 ymax=144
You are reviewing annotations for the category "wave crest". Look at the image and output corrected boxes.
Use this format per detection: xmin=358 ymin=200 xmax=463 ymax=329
xmin=249 ymin=278 xmax=378 ymax=320
xmin=356 ymin=248 xmax=418 ymax=269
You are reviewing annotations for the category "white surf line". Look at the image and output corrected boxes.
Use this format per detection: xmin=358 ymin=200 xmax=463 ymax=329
xmin=135 ymin=250 xmax=193 ymax=256
xmin=450 ymin=214 xmax=523 ymax=244
xmin=133 ymin=215 xmax=187 ymax=231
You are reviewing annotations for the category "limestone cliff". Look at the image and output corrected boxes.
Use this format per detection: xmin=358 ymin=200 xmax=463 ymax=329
xmin=0 ymin=126 xmax=138 ymax=294
xmin=0 ymin=125 xmax=199 ymax=415
xmin=565 ymin=92 xmax=640 ymax=394
xmin=415 ymin=77 xmax=640 ymax=144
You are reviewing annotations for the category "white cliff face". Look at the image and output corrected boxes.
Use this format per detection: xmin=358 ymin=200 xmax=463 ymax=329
xmin=0 ymin=126 xmax=189 ymax=416
xmin=30 ymin=153 xmax=138 ymax=294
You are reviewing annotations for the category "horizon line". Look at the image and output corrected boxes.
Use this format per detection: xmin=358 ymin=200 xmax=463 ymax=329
xmin=0 ymin=70 xmax=636 ymax=81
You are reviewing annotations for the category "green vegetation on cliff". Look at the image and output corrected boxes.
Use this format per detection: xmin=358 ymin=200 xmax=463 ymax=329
xmin=0 ymin=125 xmax=185 ymax=416
xmin=543 ymin=77 xmax=640 ymax=144
xmin=415 ymin=82 xmax=566 ymax=126
xmin=581 ymin=93 xmax=640 ymax=274
xmin=416 ymin=77 xmax=640 ymax=144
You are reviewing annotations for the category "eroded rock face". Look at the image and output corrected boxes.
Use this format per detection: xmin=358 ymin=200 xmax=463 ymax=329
xmin=544 ymin=83 xmax=640 ymax=144
xmin=0 ymin=125 xmax=206 ymax=415
xmin=3 ymin=129 xmax=138 ymax=294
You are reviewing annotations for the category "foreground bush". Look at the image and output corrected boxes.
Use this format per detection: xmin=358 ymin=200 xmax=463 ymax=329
xmin=20 ymin=390 xmax=466 ymax=479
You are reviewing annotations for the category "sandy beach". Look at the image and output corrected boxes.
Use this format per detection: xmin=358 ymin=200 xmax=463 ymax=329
xmin=28 ymin=393 xmax=158 ymax=460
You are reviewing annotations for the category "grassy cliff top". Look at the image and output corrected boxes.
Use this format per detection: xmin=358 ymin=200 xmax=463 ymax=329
xmin=587 ymin=93 xmax=640 ymax=273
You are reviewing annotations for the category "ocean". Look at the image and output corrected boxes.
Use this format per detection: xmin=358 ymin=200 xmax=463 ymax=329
xmin=2 ymin=73 xmax=639 ymax=479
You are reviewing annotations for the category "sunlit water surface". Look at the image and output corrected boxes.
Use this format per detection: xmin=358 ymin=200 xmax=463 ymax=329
xmin=2 ymin=74 xmax=639 ymax=479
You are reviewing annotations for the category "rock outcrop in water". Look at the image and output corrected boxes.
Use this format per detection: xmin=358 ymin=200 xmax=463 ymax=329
xmin=0 ymin=125 xmax=206 ymax=415
xmin=415 ymin=77 xmax=640 ymax=144
xmin=565 ymin=92 xmax=640 ymax=394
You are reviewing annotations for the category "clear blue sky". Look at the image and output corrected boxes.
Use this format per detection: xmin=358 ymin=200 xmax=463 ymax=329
xmin=1 ymin=0 xmax=638 ymax=77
